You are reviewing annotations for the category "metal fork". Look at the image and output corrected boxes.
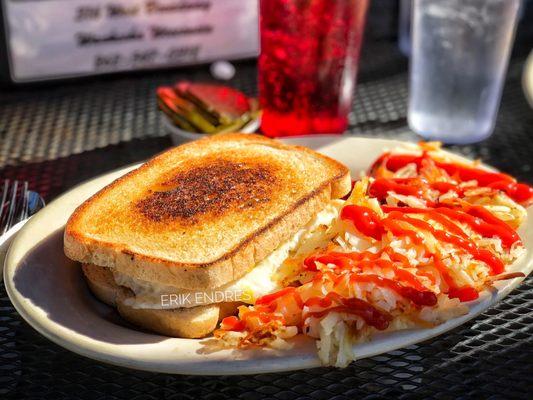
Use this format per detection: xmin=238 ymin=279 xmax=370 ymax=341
xmin=0 ymin=180 xmax=45 ymax=235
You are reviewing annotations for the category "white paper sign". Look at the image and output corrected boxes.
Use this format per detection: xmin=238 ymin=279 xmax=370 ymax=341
xmin=2 ymin=0 xmax=259 ymax=82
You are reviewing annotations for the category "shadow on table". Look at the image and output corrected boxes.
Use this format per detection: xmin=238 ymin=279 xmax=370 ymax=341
xmin=12 ymin=228 xmax=165 ymax=345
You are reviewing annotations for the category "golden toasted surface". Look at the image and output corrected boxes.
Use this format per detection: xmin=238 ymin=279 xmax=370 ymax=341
xmin=65 ymin=133 xmax=351 ymax=289
xmin=137 ymin=159 xmax=277 ymax=223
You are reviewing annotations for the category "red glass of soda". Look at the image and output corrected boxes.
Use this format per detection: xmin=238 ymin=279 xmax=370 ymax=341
xmin=259 ymin=0 xmax=369 ymax=137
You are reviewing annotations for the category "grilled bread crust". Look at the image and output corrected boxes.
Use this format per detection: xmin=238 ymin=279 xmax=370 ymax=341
xmin=82 ymin=264 xmax=238 ymax=338
xmin=65 ymin=133 xmax=351 ymax=290
xmin=82 ymin=263 xmax=118 ymax=307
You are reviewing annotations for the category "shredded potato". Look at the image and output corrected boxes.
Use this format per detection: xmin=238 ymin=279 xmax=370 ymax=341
xmin=214 ymin=143 xmax=530 ymax=367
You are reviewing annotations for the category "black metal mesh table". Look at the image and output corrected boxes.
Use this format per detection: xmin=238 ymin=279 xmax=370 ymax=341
xmin=1 ymin=38 xmax=532 ymax=399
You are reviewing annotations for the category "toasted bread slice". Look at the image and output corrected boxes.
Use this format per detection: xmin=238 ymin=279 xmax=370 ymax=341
xmin=65 ymin=133 xmax=351 ymax=290
xmin=116 ymin=291 xmax=222 ymax=339
xmin=82 ymin=263 xmax=118 ymax=307
xmin=82 ymin=264 xmax=239 ymax=338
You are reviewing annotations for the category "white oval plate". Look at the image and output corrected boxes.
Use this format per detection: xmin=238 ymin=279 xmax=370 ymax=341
xmin=3 ymin=136 xmax=532 ymax=375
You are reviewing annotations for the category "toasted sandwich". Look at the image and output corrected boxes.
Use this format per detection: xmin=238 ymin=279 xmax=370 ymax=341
xmin=64 ymin=133 xmax=351 ymax=338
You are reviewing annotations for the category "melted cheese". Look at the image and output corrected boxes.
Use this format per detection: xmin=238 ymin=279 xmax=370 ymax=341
xmin=115 ymin=201 xmax=343 ymax=309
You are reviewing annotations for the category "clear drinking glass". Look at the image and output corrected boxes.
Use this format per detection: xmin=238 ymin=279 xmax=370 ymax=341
xmin=408 ymin=0 xmax=521 ymax=144
xmin=259 ymin=0 xmax=369 ymax=137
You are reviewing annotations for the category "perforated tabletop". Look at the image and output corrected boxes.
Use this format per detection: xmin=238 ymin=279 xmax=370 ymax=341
xmin=1 ymin=39 xmax=532 ymax=399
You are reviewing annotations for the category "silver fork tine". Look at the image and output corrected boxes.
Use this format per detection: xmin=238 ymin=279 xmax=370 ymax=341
xmin=18 ymin=181 xmax=29 ymax=222
xmin=0 ymin=180 xmax=9 ymax=230
xmin=0 ymin=180 xmax=43 ymax=235
xmin=3 ymin=180 xmax=18 ymax=235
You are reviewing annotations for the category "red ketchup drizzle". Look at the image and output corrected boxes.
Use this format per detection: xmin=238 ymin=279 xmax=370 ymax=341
xmin=447 ymin=287 xmax=480 ymax=302
xmin=349 ymin=274 xmax=437 ymax=306
xmin=382 ymin=206 xmax=520 ymax=250
xmin=440 ymin=206 xmax=520 ymax=249
xmin=369 ymin=178 xmax=424 ymax=200
xmin=340 ymin=205 xmax=384 ymax=240
xmin=255 ymin=287 xmax=300 ymax=307
xmin=304 ymin=250 xmax=382 ymax=271
xmin=385 ymin=211 xmax=504 ymax=275
xmin=381 ymin=218 xmax=426 ymax=246
xmin=338 ymin=203 xmax=505 ymax=300
xmin=231 ymin=308 xmax=286 ymax=331
xmin=430 ymin=181 xmax=463 ymax=196
xmin=304 ymin=252 xmax=437 ymax=306
xmin=305 ymin=293 xmax=392 ymax=330
xmin=433 ymin=259 xmax=480 ymax=302
xmin=250 ymin=278 xmax=395 ymax=331
xmin=366 ymin=150 xmax=529 ymax=300
xmin=306 ymin=251 xmax=428 ymax=292
xmin=220 ymin=289 xmax=299 ymax=332
xmin=220 ymin=316 xmax=246 ymax=331
xmin=370 ymin=153 xmax=423 ymax=174
xmin=487 ymin=181 xmax=533 ymax=204
xmin=372 ymin=152 xmax=533 ymax=204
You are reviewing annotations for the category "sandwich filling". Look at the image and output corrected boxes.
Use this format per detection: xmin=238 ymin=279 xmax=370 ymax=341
xmin=112 ymin=200 xmax=344 ymax=310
